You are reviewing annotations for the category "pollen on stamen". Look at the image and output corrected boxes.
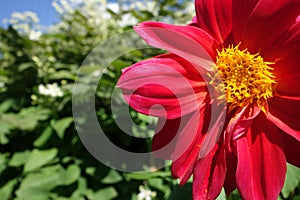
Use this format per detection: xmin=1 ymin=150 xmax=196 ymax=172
xmin=209 ymin=44 xmax=276 ymax=112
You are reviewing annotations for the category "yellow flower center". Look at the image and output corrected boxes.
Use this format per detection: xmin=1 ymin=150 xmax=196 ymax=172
xmin=211 ymin=44 xmax=276 ymax=112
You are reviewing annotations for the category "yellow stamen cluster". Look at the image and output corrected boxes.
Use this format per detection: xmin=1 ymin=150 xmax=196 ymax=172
xmin=210 ymin=44 xmax=276 ymax=111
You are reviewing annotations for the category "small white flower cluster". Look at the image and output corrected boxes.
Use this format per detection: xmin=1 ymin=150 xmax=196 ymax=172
xmin=3 ymin=11 xmax=42 ymax=40
xmin=133 ymin=0 xmax=159 ymax=16
xmin=52 ymin=0 xmax=76 ymax=14
xmin=51 ymin=0 xmax=138 ymax=29
xmin=50 ymin=0 xmax=112 ymax=37
xmin=0 ymin=82 xmax=4 ymax=88
xmin=106 ymin=2 xmax=138 ymax=27
xmin=137 ymin=185 xmax=156 ymax=200
xmin=38 ymin=83 xmax=63 ymax=97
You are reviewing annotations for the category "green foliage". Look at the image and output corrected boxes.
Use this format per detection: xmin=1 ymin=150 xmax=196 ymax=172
xmin=282 ymin=164 xmax=300 ymax=199
xmin=0 ymin=0 xmax=196 ymax=199
xmin=0 ymin=0 xmax=299 ymax=200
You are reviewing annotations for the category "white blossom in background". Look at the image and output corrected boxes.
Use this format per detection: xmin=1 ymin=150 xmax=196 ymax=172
xmin=52 ymin=0 xmax=75 ymax=14
xmin=119 ymin=12 xmax=138 ymax=27
xmin=51 ymin=0 xmax=139 ymax=29
xmin=3 ymin=11 xmax=42 ymax=40
xmin=38 ymin=83 xmax=63 ymax=97
xmin=51 ymin=0 xmax=195 ymax=34
xmin=50 ymin=0 xmax=113 ymax=36
xmin=28 ymin=30 xmax=42 ymax=40
xmin=174 ymin=1 xmax=194 ymax=23
xmin=133 ymin=0 xmax=159 ymax=16
xmin=137 ymin=186 xmax=156 ymax=200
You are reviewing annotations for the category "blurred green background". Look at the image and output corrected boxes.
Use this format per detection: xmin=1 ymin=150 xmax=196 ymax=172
xmin=0 ymin=0 xmax=299 ymax=199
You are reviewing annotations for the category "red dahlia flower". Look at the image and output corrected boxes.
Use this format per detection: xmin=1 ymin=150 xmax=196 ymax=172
xmin=117 ymin=0 xmax=300 ymax=199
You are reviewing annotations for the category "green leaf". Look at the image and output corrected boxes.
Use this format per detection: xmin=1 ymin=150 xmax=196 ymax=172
xmin=216 ymin=188 xmax=226 ymax=200
xmin=16 ymin=171 xmax=56 ymax=199
xmin=50 ymin=117 xmax=73 ymax=138
xmin=1 ymin=107 xmax=51 ymax=131
xmin=85 ymin=167 xmax=96 ymax=176
xmin=23 ymin=148 xmax=58 ymax=172
xmin=33 ymin=126 xmax=53 ymax=147
xmin=17 ymin=164 xmax=80 ymax=199
xmin=48 ymin=70 xmax=76 ymax=80
xmin=0 ymin=99 xmax=14 ymax=114
xmin=18 ymin=107 xmax=51 ymax=129
xmin=125 ymin=171 xmax=171 ymax=180
xmin=60 ymin=164 xmax=81 ymax=185
xmin=282 ymin=163 xmax=300 ymax=198
xmin=73 ymin=177 xmax=88 ymax=196
xmin=18 ymin=62 xmax=34 ymax=72
xmin=101 ymin=169 xmax=122 ymax=184
xmin=0 ymin=179 xmax=17 ymax=200
xmin=9 ymin=150 xmax=31 ymax=167
xmin=93 ymin=187 xmax=118 ymax=200
xmin=0 ymin=123 xmax=13 ymax=144
xmin=148 ymin=178 xmax=171 ymax=198
xmin=112 ymin=59 xmax=132 ymax=72
xmin=0 ymin=153 xmax=8 ymax=175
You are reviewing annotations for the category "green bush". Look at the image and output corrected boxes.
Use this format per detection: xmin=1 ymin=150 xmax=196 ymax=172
xmin=0 ymin=0 xmax=299 ymax=199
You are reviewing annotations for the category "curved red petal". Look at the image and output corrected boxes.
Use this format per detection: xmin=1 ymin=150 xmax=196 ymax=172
xmin=267 ymin=23 xmax=300 ymax=98
xmin=195 ymin=0 xmax=232 ymax=44
xmin=236 ymin=113 xmax=286 ymax=200
xmin=224 ymin=152 xmax=237 ymax=195
xmin=276 ymin=72 xmax=300 ymax=97
xmin=199 ymin=105 xmax=227 ymax=158
xmin=242 ymin=0 xmax=300 ymax=54
xmin=134 ymin=22 xmax=217 ymax=71
xmin=281 ymin=132 xmax=300 ymax=168
xmin=169 ymin=107 xmax=207 ymax=185
xmin=266 ymin=21 xmax=300 ymax=61
xmin=268 ymin=97 xmax=300 ymax=141
xmin=118 ymin=55 xmax=208 ymax=119
xmin=271 ymin=50 xmax=300 ymax=98
xmin=166 ymin=102 xmax=224 ymax=185
xmin=226 ymin=104 xmax=260 ymax=144
xmin=193 ymin=143 xmax=226 ymax=200
xmin=232 ymin=0 xmax=260 ymax=44
xmin=153 ymin=110 xmax=203 ymax=160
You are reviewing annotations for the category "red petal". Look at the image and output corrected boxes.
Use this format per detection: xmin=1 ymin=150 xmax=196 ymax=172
xmin=268 ymin=97 xmax=300 ymax=141
xmin=281 ymin=131 xmax=300 ymax=168
xmin=236 ymin=113 xmax=286 ymax=200
xmin=274 ymin=56 xmax=300 ymax=78
xmin=199 ymin=105 xmax=227 ymax=158
xmin=118 ymin=55 xmax=208 ymax=119
xmin=172 ymin=103 xmax=227 ymax=179
xmin=168 ymin=108 xmax=207 ymax=185
xmin=195 ymin=0 xmax=232 ymax=44
xmin=226 ymin=104 xmax=260 ymax=144
xmin=242 ymin=0 xmax=300 ymax=54
xmin=232 ymin=0 xmax=260 ymax=44
xmin=224 ymin=152 xmax=237 ymax=195
xmin=134 ymin=22 xmax=217 ymax=71
xmin=267 ymin=23 xmax=300 ymax=98
xmin=266 ymin=21 xmax=300 ymax=61
xmin=153 ymin=110 xmax=203 ymax=161
xmin=272 ymin=53 xmax=300 ymax=97
xmin=152 ymin=117 xmax=180 ymax=156
xmin=275 ymin=73 xmax=300 ymax=98
xmin=152 ymin=103 xmax=207 ymax=185
xmin=193 ymin=144 xmax=226 ymax=200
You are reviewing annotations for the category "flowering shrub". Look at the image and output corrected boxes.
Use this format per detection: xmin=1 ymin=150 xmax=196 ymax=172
xmin=0 ymin=0 xmax=299 ymax=200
